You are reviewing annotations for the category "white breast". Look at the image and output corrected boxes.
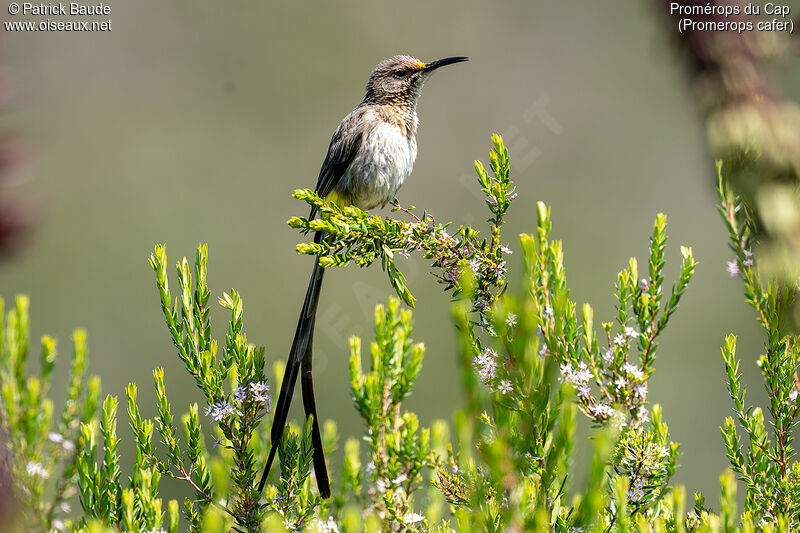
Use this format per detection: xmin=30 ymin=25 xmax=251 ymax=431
xmin=339 ymin=121 xmax=417 ymax=210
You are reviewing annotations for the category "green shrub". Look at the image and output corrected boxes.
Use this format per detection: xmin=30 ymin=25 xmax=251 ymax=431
xmin=0 ymin=137 xmax=797 ymax=532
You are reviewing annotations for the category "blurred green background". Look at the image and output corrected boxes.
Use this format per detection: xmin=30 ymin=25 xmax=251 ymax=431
xmin=2 ymin=0 xmax=799 ymax=505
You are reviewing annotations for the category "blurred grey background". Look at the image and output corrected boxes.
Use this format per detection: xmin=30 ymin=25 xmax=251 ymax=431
xmin=1 ymin=0 xmax=799 ymax=504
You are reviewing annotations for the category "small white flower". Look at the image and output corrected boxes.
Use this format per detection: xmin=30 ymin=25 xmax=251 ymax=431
xmin=500 ymin=245 xmax=512 ymax=254
xmin=789 ymin=388 xmax=798 ymax=403
xmin=613 ymin=334 xmax=625 ymax=346
xmin=498 ymin=380 xmax=514 ymax=394
xmin=52 ymin=519 xmax=66 ymax=531
xmin=474 ymin=347 xmax=496 ymax=369
xmin=639 ymin=278 xmax=649 ymax=291
xmin=392 ymin=473 xmax=408 ymax=485
xmin=603 ymin=349 xmax=614 ymax=364
xmin=61 ymin=440 xmax=75 ymax=453
xmin=404 ymin=513 xmax=425 ymax=524
xmin=48 ymin=432 xmax=64 ymax=444
xmin=615 ymin=376 xmax=627 ymax=390
xmin=26 ymin=461 xmax=49 ymax=479
xmin=573 ymin=363 xmax=592 ymax=384
xmin=478 ymin=363 xmax=496 ymax=385
xmin=576 ymin=383 xmax=591 ymax=397
xmin=474 ymin=348 xmax=498 ymax=385
xmin=623 ymin=363 xmax=645 ymax=381
xmin=249 ymin=381 xmax=271 ymax=403
xmin=624 ymin=326 xmax=639 ymax=338
xmin=233 ymin=385 xmax=247 ymax=402
xmin=628 ymin=488 xmax=644 ymax=501
xmin=312 ymin=517 xmax=340 ymax=533
xmin=206 ymin=401 xmax=236 ymax=422
xmin=544 ymin=306 xmax=554 ymax=318
xmin=558 ymin=363 xmax=574 ymax=383
xmin=506 ymin=313 xmax=518 ymax=327
xmin=376 ymin=479 xmax=387 ymax=493
xmin=633 ymin=383 xmax=648 ymax=398
xmin=324 ymin=517 xmax=340 ymax=533
xmin=594 ymin=403 xmax=616 ymax=418
xmin=628 ymin=476 xmax=645 ymax=502
xmin=612 ymin=411 xmax=627 ymax=429
xmin=398 ymin=249 xmax=411 ymax=259
xmin=727 ymin=259 xmax=740 ymax=278
xmin=58 ymin=502 xmax=71 ymax=513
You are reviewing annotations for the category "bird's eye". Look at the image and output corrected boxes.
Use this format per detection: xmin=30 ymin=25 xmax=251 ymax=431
xmin=393 ymin=69 xmax=408 ymax=78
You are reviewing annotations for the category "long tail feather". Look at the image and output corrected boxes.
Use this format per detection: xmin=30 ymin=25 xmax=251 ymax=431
xmin=300 ymin=315 xmax=330 ymax=497
xmin=258 ymin=234 xmax=327 ymax=494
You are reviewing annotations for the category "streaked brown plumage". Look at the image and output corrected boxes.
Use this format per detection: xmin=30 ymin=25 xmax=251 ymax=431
xmin=259 ymin=54 xmax=468 ymax=498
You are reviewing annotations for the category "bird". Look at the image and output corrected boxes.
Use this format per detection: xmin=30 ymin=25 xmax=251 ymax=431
xmin=258 ymin=54 xmax=469 ymax=498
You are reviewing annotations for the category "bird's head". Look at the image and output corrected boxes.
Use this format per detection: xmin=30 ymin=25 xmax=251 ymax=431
xmin=364 ymin=54 xmax=468 ymax=106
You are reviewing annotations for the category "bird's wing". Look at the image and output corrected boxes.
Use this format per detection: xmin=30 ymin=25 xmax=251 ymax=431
xmin=311 ymin=110 xmax=365 ymax=218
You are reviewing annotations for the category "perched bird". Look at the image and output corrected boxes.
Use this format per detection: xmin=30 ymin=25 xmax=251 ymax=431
xmin=258 ymin=54 xmax=468 ymax=498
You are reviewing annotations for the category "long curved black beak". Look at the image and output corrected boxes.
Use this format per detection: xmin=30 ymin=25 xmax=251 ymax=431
xmin=422 ymin=56 xmax=469 ymax=72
